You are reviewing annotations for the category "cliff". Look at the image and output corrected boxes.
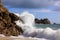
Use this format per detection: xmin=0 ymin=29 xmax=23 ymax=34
xmin=0 ymin=0 xmax=23 ymax=36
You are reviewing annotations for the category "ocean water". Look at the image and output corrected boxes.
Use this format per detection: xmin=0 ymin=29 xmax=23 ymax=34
xmin=0 ymin=12 xmax=60 ymax=40
xmin=35 ymin=24 xmax=60 ymax=29
xmin=13 ymin=11 xmax=60 ymax=40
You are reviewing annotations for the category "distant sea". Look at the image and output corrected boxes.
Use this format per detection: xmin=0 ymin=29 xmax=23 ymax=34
xmin=35 ymin=24 xmax=60 ymax=29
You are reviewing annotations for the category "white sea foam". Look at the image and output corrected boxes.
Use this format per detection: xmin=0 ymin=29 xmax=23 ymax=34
xmin=13 ymin=11 xmax=60 ymax=40
xmin=15 ymin=11 xmax=35 ymax=31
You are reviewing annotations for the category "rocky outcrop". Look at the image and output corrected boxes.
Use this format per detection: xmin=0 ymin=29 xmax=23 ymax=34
xmin=35 ymin=18 xmax=51 ymax=24
xmin=53 ymin=23 xmax=56 ymax=24
xmin=0 ymin=0 xmax=23 ymax=36
xmin=35 ymin=18 xmax=41 ymax=24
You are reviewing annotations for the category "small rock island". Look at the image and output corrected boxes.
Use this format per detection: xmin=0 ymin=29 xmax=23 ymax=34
xmin=35 ymin=18 xmax=51 ymax=24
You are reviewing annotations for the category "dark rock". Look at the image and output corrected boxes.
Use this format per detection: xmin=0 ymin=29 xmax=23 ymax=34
xmin=53 ymin=23 xmax=56 ymax=24
xmin=35 ymin=18 xmax=51 ymax=24
xmin=9 ymin=13 xmax=20 ymax=21
xmin=35 ymin=18 xmax=41 ymax=24
xmin=9 ymin=13 xmax=20 ymax=24
xmin=43 ymin=18 xmax=51 ymax=24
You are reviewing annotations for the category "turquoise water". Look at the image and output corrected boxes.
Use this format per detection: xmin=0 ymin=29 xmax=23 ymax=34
xmin=35 ymin=24 xmax=60 ymax=29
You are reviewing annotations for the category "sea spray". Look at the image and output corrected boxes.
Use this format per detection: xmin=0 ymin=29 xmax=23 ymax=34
xmin=15 ymin=11 xmax=35 ymax=31
xmin=15 ymin=11 xmax=60 ymax=40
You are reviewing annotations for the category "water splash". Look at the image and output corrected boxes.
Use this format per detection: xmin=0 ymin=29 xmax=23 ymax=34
xmin=15 ymin=11 xmax=35 ymax=31
xmin=15 ymin=11 xmax=60 ymax=40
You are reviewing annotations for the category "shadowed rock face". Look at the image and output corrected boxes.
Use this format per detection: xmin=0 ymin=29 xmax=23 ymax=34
xmin=0 ymin=0 xmax=23 ymax=36
xmin=35 ymin=18 xmax=51 ymax=24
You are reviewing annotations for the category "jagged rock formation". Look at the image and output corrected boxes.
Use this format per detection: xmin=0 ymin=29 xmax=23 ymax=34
xmin=0 ymin=0 xmax=23 ymax=36
xmin=35 ymin=18 xmax=51 ymax=24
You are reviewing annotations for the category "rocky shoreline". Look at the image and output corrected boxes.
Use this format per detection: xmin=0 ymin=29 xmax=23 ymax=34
xmin=0 ymin=0 xmax=23 ymax=36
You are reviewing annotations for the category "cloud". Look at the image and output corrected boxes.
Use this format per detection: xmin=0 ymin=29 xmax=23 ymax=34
xmin=2 ymin=0 xmax=60 ymax=11
xmin=39 ymin=9 xmax=51 ymax=12
xmin=2 ymin=0 xmax=55 ymax=8
xmin=29 ymin=9 xmax=52 ymax=13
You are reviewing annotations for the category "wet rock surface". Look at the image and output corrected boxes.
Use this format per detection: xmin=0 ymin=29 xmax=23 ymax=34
xmin=0 ymin=1 xmax=23 ymax=36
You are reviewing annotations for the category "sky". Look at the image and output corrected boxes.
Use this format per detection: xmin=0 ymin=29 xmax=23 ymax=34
xmin=2 ymin=0 xmax=60 ymax=24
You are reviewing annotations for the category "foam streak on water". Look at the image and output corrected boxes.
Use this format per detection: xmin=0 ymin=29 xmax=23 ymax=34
xmin=15 ymin=11 xmax=60 ymax=40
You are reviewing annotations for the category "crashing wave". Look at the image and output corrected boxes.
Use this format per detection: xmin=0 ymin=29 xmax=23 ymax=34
xmin=15 ymin=11 xmax=60 ymax=40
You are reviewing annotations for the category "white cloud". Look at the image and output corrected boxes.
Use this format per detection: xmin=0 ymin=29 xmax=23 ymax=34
xmin=39 ymin=9 xmax=51 ymax=12
xmin=28 ymin=9 xmax=52 ymax=13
